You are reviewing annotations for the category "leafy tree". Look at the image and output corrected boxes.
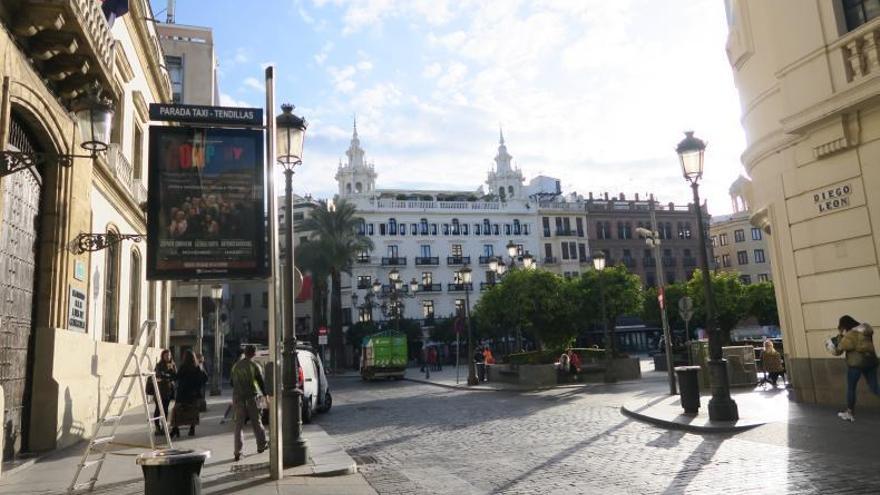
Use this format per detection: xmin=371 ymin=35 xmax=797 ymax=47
xmin=573 ymin=265 xmax=643 ymax=355
xmin=641 ymin=282 xmax=689 ymax=333
xmin=347 ymin=320 xmax=380 ymax=350
xmin=299 ymin=199 xmax=373 ymax=369
xmin=472 ymin=269 xmax=578 ymax=351
xmin=744 ymin=281 xmax=779 ymax=326
xmin=430 ymin=317 xmax=458 ymax=344
xmin=686 ymin=270 xmax=747 ymax=343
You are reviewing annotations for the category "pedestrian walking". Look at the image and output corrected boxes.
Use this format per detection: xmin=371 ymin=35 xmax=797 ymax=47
xmin=567 ymin=348 xmax=581 ymax=379
xmin=558 ymin=351 xmax=570 ymax=382
xmin=231 ymin=344 xmax=269 ymax=461
xmin=833 ymin=315 xmax=880 ymax=422
xmin=151 ymin=349 xmax=176 ymax=435
xmin=170 ymin=350 xmax=208 ymax=438
xmin=761 ymin=340 xmax=785 ymax=387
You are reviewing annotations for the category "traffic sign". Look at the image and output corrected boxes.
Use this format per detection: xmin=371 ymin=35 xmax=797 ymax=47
xmin=678 ymin=296 xmax=694 ymax=324
xmin=318 ymin=326 xmax=328 ymax=336
xmin=318 ymin=335 xmax=328 ymax=345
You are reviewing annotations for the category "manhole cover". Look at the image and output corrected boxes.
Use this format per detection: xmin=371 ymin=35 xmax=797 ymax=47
xmin=351 ymin=454 xmax=378 ymax=465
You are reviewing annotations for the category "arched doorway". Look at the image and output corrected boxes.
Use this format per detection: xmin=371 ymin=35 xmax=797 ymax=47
xmin=0 ymin=113 xmax=45 ymax=459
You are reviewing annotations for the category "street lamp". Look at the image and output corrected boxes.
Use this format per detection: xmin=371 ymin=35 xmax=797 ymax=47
xmin=522 ymin=253 xmax=536 ymax=270
xmin=506 ymin=240 xmax=518 ymax=259
xmin=636 ymin=223 xmax=676 ymax=395
xmin=457 ymin=265 xmax=478 ymax=386
xmin=592 ymin=252 xmax=614 ymax=383
xmin=209 ymin=285 xmax=224 ymax=396
xmin=676 ymin=130 xmax=739 ymax=421
xmin=276 ymin=103 xmax=309 ymax=467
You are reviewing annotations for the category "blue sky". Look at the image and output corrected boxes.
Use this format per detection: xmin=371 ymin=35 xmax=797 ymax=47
xmin=151 ymin=0 xmax=746 ymax=214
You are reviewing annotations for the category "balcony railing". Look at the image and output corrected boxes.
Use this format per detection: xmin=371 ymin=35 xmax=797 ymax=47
xmin=478 ymin=256 xmax=494 ymax=265
xmin=381 ymin=257 xmax=407 ymax=266
xmin=555 ymin=228 xmax=577 ymax=236
xmin=356 ymin=255 xmax=371 ymax=264
xmin=662 ymin=257 xmax=677 ymax=267
xmin=446 ymin=256 xmax=471 ymax=266
xmin=480 ymin=282 xmax=497 ymax=291
xmin=133 ymin=178 xmax=148 ymax=206
xmin=643 ymin=258 xmax=656 ymax=268
xmin=357 ymin=281 xmax=373 ymax=289
xmin=415 ymin=257 xmax=439 ymax=266
xmin=543 ymin=256 xmax=559 ymax=265
xmin=447 ymin=283 xmax=474 ymax=292
xmin=418 ymin=283 xmax=442 ymax=292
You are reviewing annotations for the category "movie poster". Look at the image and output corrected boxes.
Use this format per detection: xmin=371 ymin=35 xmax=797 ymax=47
xmin=147 ymin=126 xmax=267 ymax=280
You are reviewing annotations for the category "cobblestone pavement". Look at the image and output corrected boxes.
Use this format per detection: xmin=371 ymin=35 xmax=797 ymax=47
xmin=317 ymin=376 xmax=880 ymax=495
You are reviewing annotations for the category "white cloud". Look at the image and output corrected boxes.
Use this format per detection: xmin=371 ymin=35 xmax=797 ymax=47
xmin=356 ymin=60 xmax=373 ymax=72
xmin=219 ymin=92 xmax=252 ymax=108
xmin=243 ymin=77 xmax=264 ymax=92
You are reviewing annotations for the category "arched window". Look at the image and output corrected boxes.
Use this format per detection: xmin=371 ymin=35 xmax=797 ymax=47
xmin=499 ymin=187 xmax=506 ymax=200
xmin=420 ymin=218 xmax=428 ymax=235
xmin=129 ymin=250 xmax=142 ymax=344
xmin=483 ymin=218 xmax=491 ymax=233
xmin=103 ymin=229 xmax=121 ymax=342
xmin=451 ymin=218 xmax=460 ymax=235
xmin=389 ymin=218 xmax=397 ymax=235
xmin=513 ymin=219 xmax=521 ymax=235
xmin=508 ymin=186 xmax=514 ymax=196
xmin=355 ymin=182 xmax=363 ymax=193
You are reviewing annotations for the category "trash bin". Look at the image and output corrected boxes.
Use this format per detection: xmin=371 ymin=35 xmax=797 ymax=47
xmin=136 ymin=449 xmax=211 ymax=495
xmin=675 ymin=366 xmax=702 ymax=414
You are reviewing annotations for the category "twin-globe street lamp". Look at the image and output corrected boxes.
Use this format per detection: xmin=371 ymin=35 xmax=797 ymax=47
xmin=352 ymin=268 xmax=419 ymax=332
xmin=456 ymin=265 xmax=479 ymax=386
xmin=488 ymin=241 xmax=535 ymax=352
xmin=276 ymin=103 xmax=309 ymax=466
xmin=676 ymin=131 xmax=739 ymax=421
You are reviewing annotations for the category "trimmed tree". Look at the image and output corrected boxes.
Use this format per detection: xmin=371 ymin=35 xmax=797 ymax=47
xmin=686 ymin=270 xmax=747 ymax=344
xmin=744 ymin=281 xmax=779 ymax=326
xmin=573 ymin=265 xmax=643 ymax=356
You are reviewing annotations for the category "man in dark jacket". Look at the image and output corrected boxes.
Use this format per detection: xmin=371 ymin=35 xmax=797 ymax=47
xmin=231 ymin=345 xmax=269 ymax=461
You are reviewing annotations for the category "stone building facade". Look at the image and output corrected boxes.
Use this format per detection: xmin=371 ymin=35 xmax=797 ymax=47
xmin=725 ymin=0 xmax=880 ymax=408
xmin=709 ymin=176 xmax=772 ymax=284
xmin=0 ymin=0 xmax=170 ymax=456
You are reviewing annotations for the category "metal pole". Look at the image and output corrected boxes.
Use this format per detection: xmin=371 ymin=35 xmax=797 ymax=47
xmin=264 ymin=65 xmax=284 ymax=480
xmin=465 ymin=285 xmax=478 ymax=386
xmin=599 ymin=277 xmax=614 ymax=383
xmin=455 ymin=331 xmax=460 ymax=384
xmin=210 ymin=296 xmax=221 ymax=395
xmin=196 ymin=284 xmax=203 ymax=357
xmin=650 ymin=201 xmax=677 ymax=395
xmin=283 ymin=167 xmax=308 ymax=466
xmin=691 ymin=182 xmax=738 ymax=421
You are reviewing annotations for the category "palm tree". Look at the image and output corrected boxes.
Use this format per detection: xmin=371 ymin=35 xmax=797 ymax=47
xmin=295 ymin=238 xmax=331 ymax=344
xmin=300 ymin=199 xmax=373 ymax=369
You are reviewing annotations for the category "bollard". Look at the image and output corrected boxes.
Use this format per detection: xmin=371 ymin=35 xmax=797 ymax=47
xmin=674 ymin=366 xmax=702 ymax=414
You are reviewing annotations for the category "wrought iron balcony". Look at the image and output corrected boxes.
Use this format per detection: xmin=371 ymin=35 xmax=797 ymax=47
xmin=478 ymin=256 xmax=494 ymax=265
xmin=543 ymin=256 xmax=559 ymax=265
xmin=446 ymin=256 xmax=470 ymax=266
xmin=555 ymin=228 xmax=577 ymax=236
xmin=415 ymin=256 xmax=439 ymax=266
xmin=356 ymin=255 xmax=371 ymax=264
xmin=381 ymin=257 xmax=407 ymax=266
xmin=357 ymin=280 xmax=373 ymax=289
xmin=418 ymin=283 xmax=442 ymax=292
xmin=447 ymin=283 xmax=473 ymax=292
xmin=480 ymin=282 xmax=497 ymax=291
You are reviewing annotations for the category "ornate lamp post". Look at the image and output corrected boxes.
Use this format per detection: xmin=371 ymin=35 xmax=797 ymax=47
xmin=210 ymin=285 xmax=224 ymax=396
xmin=457 ymin=265 xmax=478 ymax=386
xmin=276 ymin=103 xmax=309 ymax=466
xmin=592 ymin=252 xmax=614 ymax=383
xmin=636 ymin=222 xmax=676 ymax=395
xmin=676 ymin=131 xmax=738 ymax=421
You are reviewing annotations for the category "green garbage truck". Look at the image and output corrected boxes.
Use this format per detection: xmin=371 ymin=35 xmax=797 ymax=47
xmin=360 ymin=331 xmax=408 ymax=381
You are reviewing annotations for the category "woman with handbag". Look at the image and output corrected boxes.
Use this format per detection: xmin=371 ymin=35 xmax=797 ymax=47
xmin=152 ymin=350 xmax=176 ymax=435
xmin=833 ymin=315 xmax=880 ymax=422
xmin=171 ymin=350 xmax=208 ymax=437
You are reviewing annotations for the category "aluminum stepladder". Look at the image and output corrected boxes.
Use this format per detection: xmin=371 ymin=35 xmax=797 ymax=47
xmin=67 ymin=320 xmax=173 ymax=493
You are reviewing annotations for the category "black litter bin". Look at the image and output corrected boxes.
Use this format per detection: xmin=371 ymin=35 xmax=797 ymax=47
xmin=674 ymin=366 xmax=702 ymax=414
xmin=136 ymin=448 xmax=211 ymax=495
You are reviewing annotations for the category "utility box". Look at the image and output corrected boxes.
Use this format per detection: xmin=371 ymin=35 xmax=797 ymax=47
xmin=722 ymin=346 xmax=758 ymax=386
xmin=688 ymin=340 xmax=711 ymax=389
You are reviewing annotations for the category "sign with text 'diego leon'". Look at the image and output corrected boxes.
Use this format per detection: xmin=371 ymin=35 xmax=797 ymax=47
xmin=147 ymin=126 xmax=267 ymax=280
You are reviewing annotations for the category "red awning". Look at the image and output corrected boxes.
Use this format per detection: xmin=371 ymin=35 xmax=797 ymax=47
xmin=296 ymin=275 xmax=313 ymax=302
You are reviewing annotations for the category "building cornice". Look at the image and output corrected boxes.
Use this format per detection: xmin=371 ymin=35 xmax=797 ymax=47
xmin=124 ymin=0 xmax=172 ymax=103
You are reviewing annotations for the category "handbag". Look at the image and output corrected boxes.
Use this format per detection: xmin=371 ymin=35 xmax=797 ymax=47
xmin=145 ymin=378 xmax=155 ymax=396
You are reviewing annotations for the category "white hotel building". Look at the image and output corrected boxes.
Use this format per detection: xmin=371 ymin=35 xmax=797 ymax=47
xmin=338 ymin=125 xmax=550 ymax=324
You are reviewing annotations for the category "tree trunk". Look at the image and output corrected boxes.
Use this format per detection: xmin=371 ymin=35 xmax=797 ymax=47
xmin=330 ymin=270 xmax=343 ymax=370
xmin=608 ymin=319 xmax=617 ymax=356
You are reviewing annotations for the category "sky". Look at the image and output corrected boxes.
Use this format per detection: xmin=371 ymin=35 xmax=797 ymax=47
xmin=150 ymin=0 xmax=747 ymax=215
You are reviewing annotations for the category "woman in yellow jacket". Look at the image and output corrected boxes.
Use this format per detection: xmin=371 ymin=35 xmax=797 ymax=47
xmin=834 ymin=315 xmax=880 ymax=422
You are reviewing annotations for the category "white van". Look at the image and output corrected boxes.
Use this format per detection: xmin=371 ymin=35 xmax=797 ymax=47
xmin=296 ymin=345 xmax=332 ymax=423
xmin=253 ymin=345 xmax=332 ymax=423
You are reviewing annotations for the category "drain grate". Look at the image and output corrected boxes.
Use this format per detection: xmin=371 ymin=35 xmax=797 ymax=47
xmin=350 ymin=454 xmax=378 ymax=465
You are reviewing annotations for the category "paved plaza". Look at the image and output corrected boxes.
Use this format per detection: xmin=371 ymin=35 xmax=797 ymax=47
xmin=321 ymin=371 xmax=880 ymax=495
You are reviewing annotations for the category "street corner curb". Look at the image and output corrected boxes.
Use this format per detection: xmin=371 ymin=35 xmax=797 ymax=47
xmin=620 ymin=402 xmax=765 ymax=434
xmin=403 ymin=377 xmax=525 ymax=392
xmin=1 ymin=457 xmax=38 ymax=478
